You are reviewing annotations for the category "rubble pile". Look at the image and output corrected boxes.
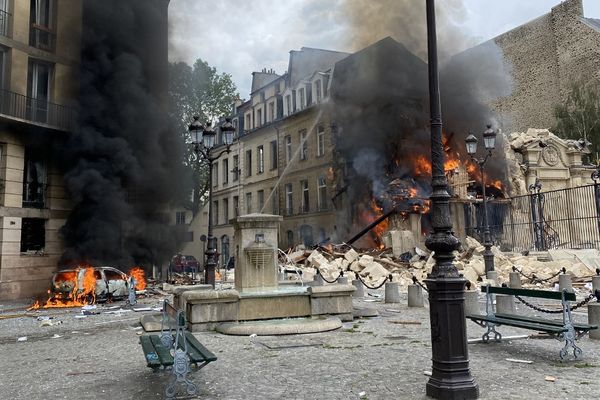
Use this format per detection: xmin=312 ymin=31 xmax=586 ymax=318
xmin=279 ymin=234 xmax=599 ymax=291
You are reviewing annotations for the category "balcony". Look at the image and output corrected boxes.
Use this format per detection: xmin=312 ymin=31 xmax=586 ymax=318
xmin=0 ymin=89 xmax=75 ymax=131
xmin=0 ymin=9 xmax=10 ymax=38
xmin=30 ymin=24 xmax=55 ymax=52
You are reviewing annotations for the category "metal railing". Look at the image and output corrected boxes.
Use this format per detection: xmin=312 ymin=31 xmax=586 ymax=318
xmin=466 ymin=184 xmax=600 ymax=252
xmin=0 ymin=89 xmax=74 ymax=131
xmin=29 ymin=24 xmax=55 ymax=52
xmin=23 ymin=182 xmax=46 ymax=208
xmin=0 ymin=9 xmax=10 ymax=38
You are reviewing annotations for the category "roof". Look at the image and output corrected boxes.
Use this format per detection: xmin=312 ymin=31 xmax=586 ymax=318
xmin=581 ymin=17 xmax=600 ymax=32
xmin=288 ymin=47 xmax=349 ymax=88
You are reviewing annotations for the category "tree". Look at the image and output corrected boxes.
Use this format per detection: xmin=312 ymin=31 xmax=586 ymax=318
xmin=553 ymin=80 xmax=600 ymax=161
xmin=168 ymin=59 xmax=239 ymax=214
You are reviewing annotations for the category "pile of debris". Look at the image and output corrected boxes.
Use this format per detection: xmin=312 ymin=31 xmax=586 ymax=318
xmin=280 ymin=235 xmax=599 ymax=291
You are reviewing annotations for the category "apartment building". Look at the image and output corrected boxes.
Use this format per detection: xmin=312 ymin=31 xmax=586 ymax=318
xmin=0 ymin=0 xmax=81 ymax=299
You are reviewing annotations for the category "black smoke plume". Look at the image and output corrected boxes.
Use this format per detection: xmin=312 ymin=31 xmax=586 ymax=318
xmin=58 ymin=0 xmax=189 ymax=268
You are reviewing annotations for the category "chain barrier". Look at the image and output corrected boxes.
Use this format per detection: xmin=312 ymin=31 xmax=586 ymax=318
xmin=512 ymin=266 xmax=565 ymax=285
xmin=316 ymin=268 xmax=343 ymax=284
xmin=515 ymin=292 xmax=596 ymax=314
xmin=412 ymin=276 xmax=429 ymax=292
xmin=355 ymin=272 xmax=392 ymax=290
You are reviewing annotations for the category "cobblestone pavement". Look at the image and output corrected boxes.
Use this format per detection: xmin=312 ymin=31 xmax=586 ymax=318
xmin=1 ymin=291 xmax=599 ymax=400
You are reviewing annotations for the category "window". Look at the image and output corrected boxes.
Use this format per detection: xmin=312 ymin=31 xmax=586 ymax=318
xmin=257 ymin=190 xmax=264 ymax=213
xmin=286 ymin=230 xmax=294 ymax=249
xmin=257 ymin=145 xmax=264 ymax=174
xmin=255 ymin=108 xmax=262 ymax=127
xmin=245 ymin=113 xmax=252 ymax=131
xmin=300 ymin=225 xmax=314 ymax=247
xmin=299 ymin=88 xmax=305 ymax=110
xmin=301 ymin=180 xmax=309 ymax=213
xmin=0 ymin=46 xmax=7 ymax=88
xmin=175 ymin=211 xmax=186 ymax=225
xmin=316 ymin=126 xmax=325 ymax=157
xmin=245 ymin=150 xmax=252 ymax=177
xmin=223 ymin=198 xmax=229 ymax=224
xmin=285 ymin=95 xmax=292 ymax=115
xmin=285 ymin=135 xmax=292 ymax=164
xmin=212 ymin=200 xmax=219 ymax=225
xmin=315 ymin=80 xmax=322 ymax=103
xmin=233 ymin=196 xmax=239 ymax=217
xmin=222 ymin=159 xmax=229 ymax=184
xmin=0 ymin=1 xmax=8 ymax=38
xmin=233 ymin=155 xmax=239 ymax=181
xmin=212 ymin=163 xmax=218 ymax=187
xmin=268 ymin=102 xmax=275 ymax=122
xmin=270 ymin=187 xmax=278 ymax=214
xmin=270 ymin=140 xmax=277 ymax=170
xmin=246 ymin=192 xmax=252 ymax=214
xmin=30 ymin=0 xmax=55 ymax=52
xmin=299 ymin=130 xmax=307 ymax=160
xmin=27 ymin=60 xmax=53 ymax=123
xmin=22 ymin=148 xmax=47 ymax=208
xmin=285 ymin=183 xmax=293 ymax=215
xmin=21 ymin=218 xmax=45 ymax=252
xmin=318 ymin=176 xmax=328 ymax=210
xmin=221 ymin=235 xmax=230 ymax=266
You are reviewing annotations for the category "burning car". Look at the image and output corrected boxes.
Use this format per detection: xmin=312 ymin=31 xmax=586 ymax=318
xmin=52 ymin=266 xmax=130 ymax=300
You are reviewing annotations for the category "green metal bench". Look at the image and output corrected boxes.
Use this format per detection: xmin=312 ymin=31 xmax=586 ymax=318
xmin=467 ymin=285 xmax=598 ymax=360
xmin=140 ymin=300 xmax=217 ymax=399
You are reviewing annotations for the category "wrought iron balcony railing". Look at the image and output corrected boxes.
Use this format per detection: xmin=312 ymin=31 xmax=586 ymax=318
xmin=30 ymin=24 xmax=55 ymax=52
xmin=0 ymin=89 xmax=74 ymax=131
xmin=23 ymin=182 xmax=46 ymax=208
xmin=0 ymin=9 xmax=10 ymax=38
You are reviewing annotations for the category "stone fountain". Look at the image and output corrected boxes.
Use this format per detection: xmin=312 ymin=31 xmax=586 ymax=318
xmin=176 ymin=214 xmax=355 ymax=333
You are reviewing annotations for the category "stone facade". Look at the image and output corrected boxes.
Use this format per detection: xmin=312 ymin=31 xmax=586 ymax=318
xmin=0 ymin=0 xmax=81 ymax=300
xmin=491 ymin=0 xmax=600 ymax=131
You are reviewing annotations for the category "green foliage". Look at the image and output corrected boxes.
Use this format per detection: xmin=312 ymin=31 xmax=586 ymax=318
xmin=553 ymin=81 xmax=600 ymax=161
xmin=168 ymin=59 xmax=239 ymax=213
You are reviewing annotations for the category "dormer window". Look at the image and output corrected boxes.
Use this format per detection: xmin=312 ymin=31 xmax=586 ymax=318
xmin=298 ymin=88 xmax=305 ymax=110
xmin=315 ymin=79 xmax=322 ymax=103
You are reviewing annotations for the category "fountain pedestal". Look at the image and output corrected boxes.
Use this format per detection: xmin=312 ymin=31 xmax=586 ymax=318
xmin=177 ymin=214 xmax=355 ymax=332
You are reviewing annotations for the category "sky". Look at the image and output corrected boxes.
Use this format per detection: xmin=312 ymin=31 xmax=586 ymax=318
xmin=169 ymin=0 xmax=600 ymax=98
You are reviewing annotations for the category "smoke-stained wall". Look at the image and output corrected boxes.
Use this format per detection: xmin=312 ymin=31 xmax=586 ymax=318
xmin=58 ymin=0 xmax=187 ymax=268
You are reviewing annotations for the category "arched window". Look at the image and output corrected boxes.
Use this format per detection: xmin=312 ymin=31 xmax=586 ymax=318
xmin=221 ymin=235 xmax=230 ymax=266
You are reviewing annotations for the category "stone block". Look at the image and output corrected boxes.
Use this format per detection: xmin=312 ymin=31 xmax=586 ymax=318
xmin=358 ymin=255 xmax=374 ymax=268
xmin=308 ymin=284 xmax=355 ymax=316
xmin=344 ymin=248 xmax=359 ymax=263
xmin=238 ymin=293 xmax=311 ymax=320
xmin=183 ymin=289 xmax=240 ymax=324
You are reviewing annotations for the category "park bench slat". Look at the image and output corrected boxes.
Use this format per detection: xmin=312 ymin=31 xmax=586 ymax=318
xmin=494 ymin=313 xmax=598 ymax=331
xmin=184 ymin=332 xmax=217 ymax=362
xmin=467 ymin=314 xmax=567 ymax=333
xmin=149 ymin=334 xmax=174 ymax=366
xmin=481 ymin=286 xmax=576 ymax=301
xmin=140 ymin=335 xmax=162 ymax=368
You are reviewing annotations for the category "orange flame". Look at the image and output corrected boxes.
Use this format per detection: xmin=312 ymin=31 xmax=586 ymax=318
xmin=29 ymin=265 xmax=97 ymax=310
xmin=129 ymin=267 xmax=147 ymax=290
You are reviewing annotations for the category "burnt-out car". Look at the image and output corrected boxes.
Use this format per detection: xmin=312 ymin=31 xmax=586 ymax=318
xmin=52 ymin=266 xmax=130 ymax=300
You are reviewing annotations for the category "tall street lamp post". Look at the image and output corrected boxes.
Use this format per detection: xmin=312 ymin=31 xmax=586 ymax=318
xmin=465 ymin=126 xmax=498 ymax=278
xmin=424 ymin=0 xmax=479 ymax=398
xmin=189 ymin=116 xmax=235 ymax=287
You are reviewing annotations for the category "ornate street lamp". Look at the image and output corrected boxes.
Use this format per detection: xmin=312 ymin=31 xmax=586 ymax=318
xmin=465 ymin=124 xmax=497 ymax=277
xmin=424 ymin=0 xmax=479 ymax=398
xmin=189 ymin=116 xmax=235 ymax=287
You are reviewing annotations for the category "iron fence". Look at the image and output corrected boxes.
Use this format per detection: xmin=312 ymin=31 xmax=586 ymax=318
xmin=466 ymin=184 xmax=600 ymax=252
xmin=0 ymin=88 xmax=74 ymax=131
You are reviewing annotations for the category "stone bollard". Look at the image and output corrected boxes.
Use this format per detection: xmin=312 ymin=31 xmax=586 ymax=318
xmin=464 ymin=288 xmax=480 ymax=316
xmin=313 ymin=274 xmax=324 ymax=286
xmin=495 ymin=294 xmax=515 ymax=315
xmin=509 ymin=271 xmax=522 ymax=288
xmin=352 ymin=279 xmax=364 ymax=297
xmin=385 ymin=282 xmax=401 ymax=303
xmin=486 ymin=270 xmax=498 ymax=285
xmin=337 ymin=276 xmax=348 ymax=285
xmin=407 ymin=284 xmax=424 ymax=307
xmin=559 ymin=273 xmax=574 ymax=293
xmin=589 ymin=291 xmax=600 ymax=340
xmin=592 ymin=275 xmax=600 ymax=293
